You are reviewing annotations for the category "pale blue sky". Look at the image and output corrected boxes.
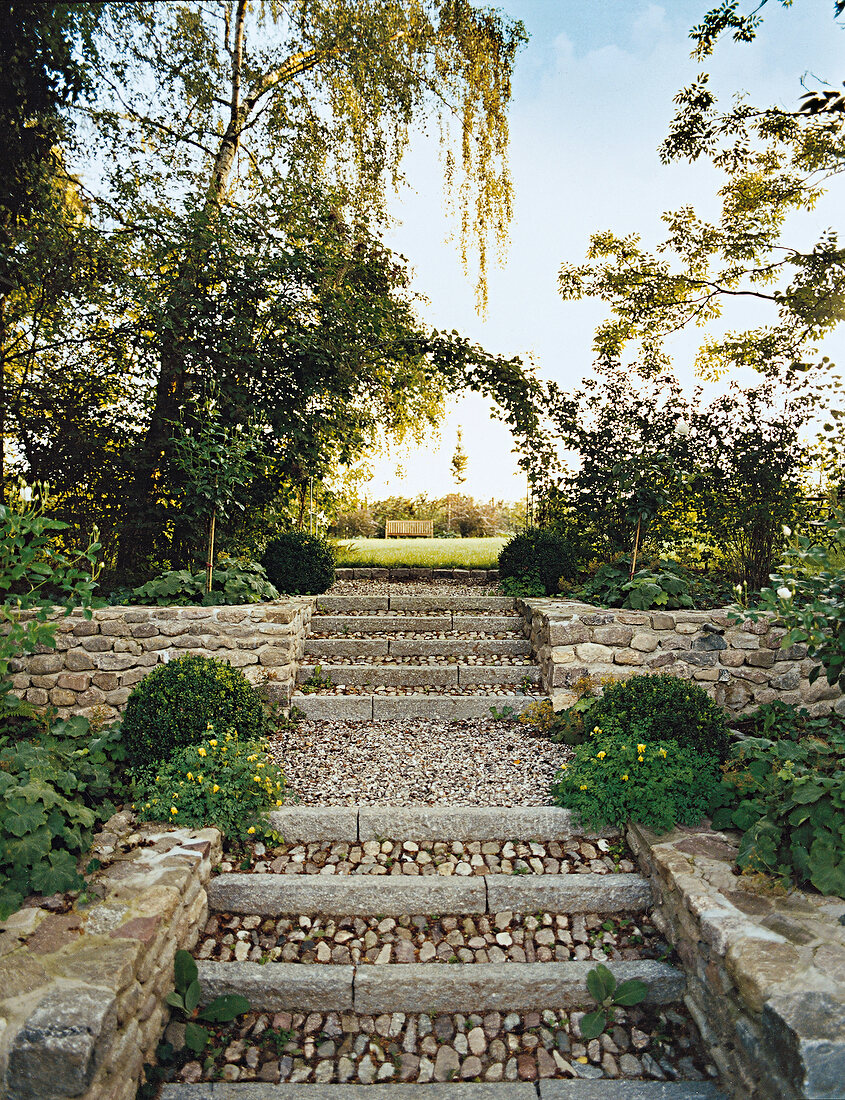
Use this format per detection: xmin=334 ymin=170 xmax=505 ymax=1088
xmin=361 ymin=0 xmax=845 ymax=501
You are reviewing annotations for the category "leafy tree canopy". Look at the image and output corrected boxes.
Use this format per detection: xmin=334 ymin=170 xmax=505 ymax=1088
xmin=558 ymin=0 xmax=845 ymax=385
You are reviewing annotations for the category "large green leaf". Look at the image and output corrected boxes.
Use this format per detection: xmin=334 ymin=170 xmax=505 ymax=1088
xmin=579 ymin=1009 xmax=607 ymax=1040
xmin=29 ymin=849 xmax=83 ymax=894
xmin=184 ymin=1021 xmax=210 ymax=1053
xmin=4 ymin=798 xmax=47 ymax=837
xmin=586 ymin=963 xmax=615 ymax=1004
xmin=174 ymin=948 xmax=198 ymax=993
xmin=184 ymin=979 xmax=202 ymax=1015
xmin=198 ymin=994 xmax=251 ymax=1022
xmin=613 ymin=978 xmax=649 ymax=1006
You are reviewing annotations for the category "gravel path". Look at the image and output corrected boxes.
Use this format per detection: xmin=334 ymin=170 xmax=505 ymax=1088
xmin=269 ymin=718 xmax=570 ymax=806
xmin=327 ymin=580 xmax=501 ymax=596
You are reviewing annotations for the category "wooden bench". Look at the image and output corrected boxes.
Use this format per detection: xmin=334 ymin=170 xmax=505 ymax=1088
xmin=385 ymin=519 xmax=434 ymax=538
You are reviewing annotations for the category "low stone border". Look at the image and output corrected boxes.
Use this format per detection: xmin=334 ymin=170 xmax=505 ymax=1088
xmin=335 ymin=568 xmax=499 ymax=583
xmin=161 ymin=1083 xmax=724 ymax=1099
xmin=520 ymin=598 xmax=844 ymax=715
xmin=0 ymin=814 xmax=221 ymax=1100
xmin=627 ymin=822 xmax=845 ymax=1099
xmin=206 ymin=872 xmax=652 ymax=918
xmin=196 ymin=958 xmax=684 ymax=1014
xmin=266 ymin=805 xmax=618 ymax=843
xmin=8 ymin=599 xmax=314 ymax=720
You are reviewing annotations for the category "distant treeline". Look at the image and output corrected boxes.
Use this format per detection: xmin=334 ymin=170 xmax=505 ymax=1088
xmin=330 ymin=495 xmax=525 ymax=538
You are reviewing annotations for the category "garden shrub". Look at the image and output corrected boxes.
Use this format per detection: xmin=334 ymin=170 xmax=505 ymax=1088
xmin=0 ymin=715 xmax=126 ymax=917
xmin=261 ymin=530 xmax=336 ymax=595
xmin=121 ymin=654 xmax=265 ymax=769
xmin=132 ymin=725 xmax=286 ymax=841
xmin=572 ymin=557 xmax=730 ymax=611
xmin=131 ymin=558 xmax=278 ymax=606
xmin=498 ymin=528 xmax=581 ymax=596
xmin=550 ymin=721 xmax=719 ymax=833
xmin=588 ymin=674 xmax=730 ymax=763
xmin=708 ymin=705 xmax=845 ymax=896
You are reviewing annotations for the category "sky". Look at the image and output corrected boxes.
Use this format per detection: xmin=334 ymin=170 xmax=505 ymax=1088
xmin=357 ymin=0 xmax=845 ymax=503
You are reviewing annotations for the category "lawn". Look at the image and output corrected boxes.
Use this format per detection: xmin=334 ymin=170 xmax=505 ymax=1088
xmin=334 ymin=537 xmax=507 ymax=568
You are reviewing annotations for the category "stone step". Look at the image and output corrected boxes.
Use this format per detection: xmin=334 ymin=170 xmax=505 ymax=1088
xmin=162 ymin=1084 xmax=727 ymax=1100
xmin=292 ymin=695 xmax=547 ymax=721
xmin=207 ymin=872 xmax=652 ymax=917
xmin=317 ymin=596 xmax=516 ymax=613
xmin=312 ymin=615 xmax=524 ymax=635
xmin=266 ymin=805 xmax=617 ymax=843
xmin=296 ymin=664 xmax=542 ymax=689
xmin=304 ymin=637 xmax=533 ymax=659
xmin=196 ymin=958 xmax=685 ymax=1014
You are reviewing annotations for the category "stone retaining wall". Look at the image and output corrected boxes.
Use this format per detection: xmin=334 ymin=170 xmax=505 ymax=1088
xmin=0 ymin=814 xmax=222 ymax=1100
xmin=627 ymin=822 xmax=845 ymax=1099
xmin=520 ymin=598 xmax=844 ymax=715
xmin=335 ymin=567 xmax=498 ymax=583
xmin=8 ymin=599 xmax=314 ymax=720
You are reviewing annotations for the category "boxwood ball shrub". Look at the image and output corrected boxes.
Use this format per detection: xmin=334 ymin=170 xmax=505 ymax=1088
xmin=261 ymin=530 xmax=336 ymax=595
xmin=498 ymin=528 xmax=580 ymax=596
xmin=121 ymin=654 xmax=266 ymax=769
xmin=588 ymin=673 xmax=730 ymax=764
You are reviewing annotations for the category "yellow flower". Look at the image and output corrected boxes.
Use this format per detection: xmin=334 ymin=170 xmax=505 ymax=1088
xmin=638 ymin=755 xmax=644 ymax=762
xmin=197 ymin=747 xmax=206 ymax=757
xmin=637 ymin=744 xmax=646 ymax=754
xmin=622 ymin=774 xmax=628 ymax=781
xmin=209 ymin=739 xmax=218 ymax=747
xmin=659 ymin=748 xmax=667 ymax=758
xmin=596 ymin=751 xmax=606 ymax=760
xmin=560 ymin=763 xmax=567 ymax=770
xmin=212 ymin=784 xmax=220 ymax=793
xmin=275 ymin=799 xmax=283 ymax=806
xmin=253 ymin=775 xmax=261 ymax=783
xmin=170 ymin=806 xmax=178 ymax=815
xmin=186 ymin=772 xmax=194 ymax=780
xmin=591 ymin=726 xmax=602 ymax=735
xmin=197 ymin=775 xmax=203 ymax=783
xmin=580 ymin=784 xmax=588 ymax=790
xmin=247 ymin=826 xmax=256 ymax=834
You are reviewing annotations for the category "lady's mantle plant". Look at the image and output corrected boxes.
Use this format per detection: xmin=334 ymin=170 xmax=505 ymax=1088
xmin=551 ymin=721 xmax=720 ymax=833
xmin=132 ymin=725 xmax=286 ymax=841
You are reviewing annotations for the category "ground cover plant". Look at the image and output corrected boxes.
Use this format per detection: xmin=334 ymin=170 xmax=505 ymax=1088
xmin=709 ymin=703 xmax=845 ymax=896
xmin=129 ymin=559 xmax=278 ymax=606
xmin=550 ymin=721 xmax=721 ymax=834
xmin=335 ymin=536 xmax=506 ymax=569
xmin=132 ymin=725 xmax=286 ymax=842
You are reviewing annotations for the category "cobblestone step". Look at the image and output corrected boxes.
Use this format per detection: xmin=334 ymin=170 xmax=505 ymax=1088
xmin=304 ymin=637 xmax=533 ymax=658
xmin=317 ymin=596 xmax=517 ymax=613
xmin=292 ymin=694 xmax=545 ymax=720
xmin=196 ymin=959 xmax=685 ymax=1014
xmin=163 ymin=1081 xmax=727 ymax=1098
xmin=313 ymin=614 xmax=525 ymax=635
xmin=296 ymin=664 xmax=542 ymax=689
xmin=266 ymin=805 xmax=616 ymax=843
xmin=208 ymin=872 xmax=653 ymax=917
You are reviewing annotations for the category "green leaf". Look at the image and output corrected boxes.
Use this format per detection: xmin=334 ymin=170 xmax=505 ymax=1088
xmin=29 ymin=849 xmax=83 ymax=895
xmin=4 ymin=798 xmax=47 ymax=837
xmin=586 ymin=963 xmax=616 ymax=1004
xmin=165 ymin=992 xmax=185 ymax=1010
xmin=174 ymin=949 xmax=198 ymax=993
xmin=184 ymin=979 xmax=202 ymax=1015
xmin=613 ymin=978 xmax=649 ymax=1006
xmin=579 ymin=1009 xmax=608 ymax=1040
xmin=184 ymin=1021 xmax=210 ymax=1054
xmin=198 ymin=994 xmax=251 ymax=1022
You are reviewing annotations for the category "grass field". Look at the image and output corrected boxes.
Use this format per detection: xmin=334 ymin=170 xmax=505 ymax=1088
xmin=334 ymin=537 xmax=507 ymax=569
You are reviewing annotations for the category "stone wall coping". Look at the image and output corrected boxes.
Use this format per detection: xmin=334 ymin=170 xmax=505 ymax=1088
xmin=627 ymin=821 xmax=845 ymax=1098
xmin=0 ymin=814 xmax=222 ymax=1100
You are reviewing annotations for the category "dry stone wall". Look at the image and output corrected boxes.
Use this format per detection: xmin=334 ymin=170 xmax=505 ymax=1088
xmin=628 ymin=822 xmax=845 ymax=1099
xmin=8 ymin=599 xmax=314 ymax=720
xmin=520 ymin=598 xmax=844 ymax=715
xmin=0 ymin=814 xmax=221 ymax=1100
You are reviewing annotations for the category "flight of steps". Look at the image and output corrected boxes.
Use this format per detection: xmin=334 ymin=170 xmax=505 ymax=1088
xmin=292 ymin=594 xmax=546 ymax=721
xmin=159 ymin=807 xmax=726 ymax=1100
